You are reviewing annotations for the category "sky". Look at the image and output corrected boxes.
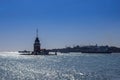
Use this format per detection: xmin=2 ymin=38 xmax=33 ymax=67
xmin=0 ymin=0 xmax=120 ymax=51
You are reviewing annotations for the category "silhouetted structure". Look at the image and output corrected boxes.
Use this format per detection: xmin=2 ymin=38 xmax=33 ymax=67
xmin=32 ymin=29 xmax=49 ymax=55
xmin=49 ymin=45 xmax=118 ymax=54
xmin=33 ymin=29 xmax=41 ymax=55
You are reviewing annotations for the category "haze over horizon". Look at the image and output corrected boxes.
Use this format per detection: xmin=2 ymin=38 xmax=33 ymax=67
xmin=0 ymin=0 xmax=120 ymax=51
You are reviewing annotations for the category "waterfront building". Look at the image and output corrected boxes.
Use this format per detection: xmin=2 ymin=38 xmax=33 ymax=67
xmin=32 ymin=29 xmax=41 ymax=55
xmin=32 ymin=29 xmax=49 ymax=55
xmin=34 ymin=37 xmax=41 ymax=53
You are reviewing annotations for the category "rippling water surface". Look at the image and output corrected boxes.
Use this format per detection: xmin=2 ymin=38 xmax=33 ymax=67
xmin=0 ymin=52 xmax=120 ymax=80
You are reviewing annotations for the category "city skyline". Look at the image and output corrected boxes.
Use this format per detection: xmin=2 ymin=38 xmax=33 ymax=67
xmin=0 ymin=0 xmax=120 ymax=51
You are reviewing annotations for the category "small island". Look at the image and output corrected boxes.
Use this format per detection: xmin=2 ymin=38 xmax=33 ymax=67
xmin=19 ymin=29 xmax=55 ymax=55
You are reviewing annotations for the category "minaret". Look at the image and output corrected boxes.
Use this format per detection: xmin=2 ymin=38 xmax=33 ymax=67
xmin=33 ymin=29 xmax=41 ymax=55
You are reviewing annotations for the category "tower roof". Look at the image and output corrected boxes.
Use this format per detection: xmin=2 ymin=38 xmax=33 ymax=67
xmin=35 ymin=29 xmax=40 ymax=42
xmin=35 ymin=37 xmax=40 ymax=42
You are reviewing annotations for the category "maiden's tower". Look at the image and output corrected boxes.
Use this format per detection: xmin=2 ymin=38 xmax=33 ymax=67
xmin=32 ymin=29 xmax=49 ymax=55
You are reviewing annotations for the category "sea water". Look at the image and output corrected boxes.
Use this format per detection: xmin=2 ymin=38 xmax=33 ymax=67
xmin=0 ymin=52 xmax=120 ymax=80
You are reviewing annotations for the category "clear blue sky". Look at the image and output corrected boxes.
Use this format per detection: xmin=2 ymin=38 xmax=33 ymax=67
xmin=0 ymin=0 xmax=120 ymax=51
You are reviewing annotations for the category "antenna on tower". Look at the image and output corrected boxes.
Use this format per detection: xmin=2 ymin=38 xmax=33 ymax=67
xmin=36 ymin=29 xmax=38 ymax=37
